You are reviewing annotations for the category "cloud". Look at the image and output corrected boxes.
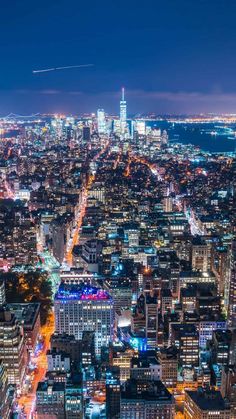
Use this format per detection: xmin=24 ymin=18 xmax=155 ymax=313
xmin=1 ymin=88 xmax=236 ymax=114
xmin=39 ymin=89 xmax=61 ymax=95
xmin=125 ymin=89 xmax=236 ymax=104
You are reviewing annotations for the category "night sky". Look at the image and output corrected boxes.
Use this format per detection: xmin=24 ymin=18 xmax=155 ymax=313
xmin=1 ymin=0 xmax=236 ymax=115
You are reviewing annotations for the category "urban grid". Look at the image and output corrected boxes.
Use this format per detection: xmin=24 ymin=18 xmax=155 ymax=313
xmin=0 ymin=88 xmax=236 ymax=419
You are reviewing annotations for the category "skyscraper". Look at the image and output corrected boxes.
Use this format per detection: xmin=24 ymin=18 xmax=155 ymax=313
xmin=54 ymin=283 xmax=114 ymax=356
xmin=0 ymin=306 xmax=27 ymax=386
xmin=120 ymin=87 xmax=127 ymax=139
xmin=97 ymin=108 xmax=106 ymax=135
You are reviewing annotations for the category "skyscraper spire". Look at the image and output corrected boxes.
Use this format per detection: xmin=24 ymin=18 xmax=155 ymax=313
xmin=120 ymin=87 xmax=127 ymax=139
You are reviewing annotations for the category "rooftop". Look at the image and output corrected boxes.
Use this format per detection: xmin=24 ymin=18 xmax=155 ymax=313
xmin=55 ymin=283 xmax=112 ymax=301
xmin=7 ymin=302 xmax=40 ymax=327
xmin=186 ymin=389 xmax=230 ymax=411
xmin=121 ymin=379 xmax=173 ymax=402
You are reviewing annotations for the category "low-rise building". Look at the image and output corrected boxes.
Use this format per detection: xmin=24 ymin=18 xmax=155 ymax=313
xmin=184 ymin=388 xmax=231 ymax=419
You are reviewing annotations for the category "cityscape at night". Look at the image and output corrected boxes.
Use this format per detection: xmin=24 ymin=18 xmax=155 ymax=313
xmin=1 ymin=1 xmax=236 ymax=418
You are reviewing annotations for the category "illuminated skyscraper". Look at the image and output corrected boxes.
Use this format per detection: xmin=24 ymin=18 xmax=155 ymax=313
xmin=135 ymin=120 xmax=146 ymax=136
xmin=54 ymin=283 xmax=114 ymax=356
xmin=0 ymin=307 xmax=27 ymax=386
xmin=120 ymin=87 xmax=127 ymax=138
xmin=97 ymin=108 xmax=106 ymax=135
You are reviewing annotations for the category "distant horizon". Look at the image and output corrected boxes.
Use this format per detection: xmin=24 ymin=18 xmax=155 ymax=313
xmin=2 ymin=107 xmax=236 ymax=119
xmin=1 ymin=88 xmax=236 ymax=116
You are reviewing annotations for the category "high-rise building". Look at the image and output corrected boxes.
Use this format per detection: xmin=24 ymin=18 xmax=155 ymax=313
xmin=163 ymin=196 xmax=173 ymax=213
xmin=106 ymin=366 xmax=121 ymax=419
xmin=227 ymin=240 xmax=236 ymax=327
xmin=210 ymin=329 xmax=232 ymax=366
xmin=82 ymin=126 xmax=91 ymax=143
xmin=145 ymin=295 xmax=158 ymax=349
xmin=8 ymin=302 xmax=41 ymax=352
xmin=81 ymin=331 xmax=96 ymax=367
xmin=135 ymin=120 xmax=146 ymax=136
xmin=159 ymin=346 xmax=178 ymax=388
xmin=221 ymin=365 xmax=236 ymax=417
xmin=0 ymin=360 xmax=12 ymax=419
xmin=0 ymin=279 xmax=6 ymax=304
xmin=97 ymin=109 xmax=106 ymax=135
xmin=0 ymin=306 xmax=27 ymax=386
xmin=120 ymin=87 xmax=127 ymax=139
xmin=170 ymin=323 xmax=199 ymax=368
xmin=54 ymin=283 xmax=114 ymax=356
xmin=191 ymin=237 xmax=209 ymax=272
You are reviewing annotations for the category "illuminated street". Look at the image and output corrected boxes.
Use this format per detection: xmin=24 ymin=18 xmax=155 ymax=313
xmin=17 ymin=314 xmax=55 ymax=418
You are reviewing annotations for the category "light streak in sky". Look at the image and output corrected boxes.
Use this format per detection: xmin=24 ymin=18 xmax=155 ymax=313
xmin=33 ymin=64 xmax=94 ymax=74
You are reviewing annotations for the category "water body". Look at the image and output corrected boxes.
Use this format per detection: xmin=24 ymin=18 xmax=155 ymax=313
xmin=148 ymin=121 xmax=236 ymax=153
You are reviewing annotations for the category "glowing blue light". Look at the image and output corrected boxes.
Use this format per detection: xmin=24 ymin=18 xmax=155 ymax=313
xmin=130 ymin=337 xmax=147 ymax=351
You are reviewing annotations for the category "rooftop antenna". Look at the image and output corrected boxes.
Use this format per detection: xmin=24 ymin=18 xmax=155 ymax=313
xmin=122 ymin=87 xmax=125 ymax=101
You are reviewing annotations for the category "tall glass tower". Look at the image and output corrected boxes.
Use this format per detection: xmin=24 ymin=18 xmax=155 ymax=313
xmin=120 ymin=87 xmax=127 ymax=138
xmin=97 ymin=108 xmax=106 ymax=134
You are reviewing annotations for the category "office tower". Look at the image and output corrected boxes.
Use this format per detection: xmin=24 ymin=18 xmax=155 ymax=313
xmin=198 ymin=318 xmax=227 ymax=349
xmin=191 ymin=237 xmax=209 ymax=272
xmin=123 ymin=222 xmax=140 ymax=246
xmin=0 ymin=360 xmax=12 ymax=419
xmin=212 ymin=245 xmax=231 ymax=297
xmin=135 ymin=120 xmax=146 ymax=136
xmin=97 ymin=108 xmax=106 ymax=135
xmin=221 ymin=365 xmax=236 ymax=417
xmin=88 ymin=182 xmax=106 ymax=204
xmin=82 ymin=126 xmax=91 ymax=143
xmin=211 ymin=330 xmax=232 ymax=366
xmin=163 ymin=196 xmax=173 ymax=213
xmin=227 ymin=240 xmax=236 ymax=327
xmin=170 ymin=262 xmax=180 ymax=300
xmin=8 ymin=302 xmax=41 ymax=352
xmin=81 ymin=331 xmax=96 ymax=367
xmin=184 ymin=388 xmax=231 ymax=419
xmin=36 ymin=381 xmax=65 ymax=418
xmin=106 ymin=366 xmax=121 ymax=419
xmin=121 ymin=379 xmax=175 ymax=418
xmin=170 ymin=324 xmax=199 ymax=368
xmin=104 ymin=277 xmax=132 ymax=313
xmin=120 ymin=87 xmax=127 ymax=139
xmin=0 ymin=279 xmax=6 ymax=304
xmin=54 ymin=283 xmax=114 ymax=356
xmin=159 ymin=346 xmax=178 ymax=388
xmin=145 ymin=295 xmax=158 ymax=349
xmin=161 ymin=288 xmax=173 ymax=317
xmin=161 ymin=129 xmax=168 ymax=145
xmin=112 ymin=349 xmax=133 ymax=383
xmin=0 ymin=306 xmax=27 ymax=386
xmin=51 ymin=218 xmax=67 ymax=264
xmin=80 ymin=239 xmax=103 ymax=273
